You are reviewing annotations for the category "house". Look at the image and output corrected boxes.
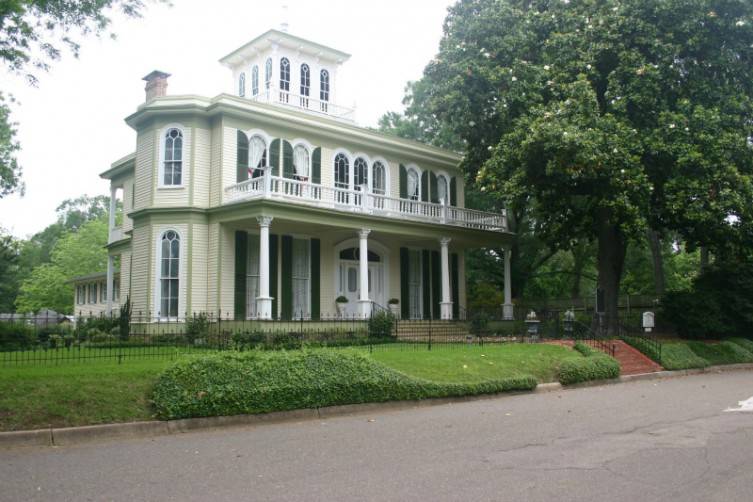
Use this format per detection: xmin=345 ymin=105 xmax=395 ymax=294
xmin=70 ymin=272 xmax=120 ymax=318
xmin=96 ymin=28 xmax=514 ymax=322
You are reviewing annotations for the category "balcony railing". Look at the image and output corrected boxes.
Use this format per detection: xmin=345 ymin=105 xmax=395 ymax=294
xmin=224 ymin=169 xmax=507 ymax=232
xmin=248 ymin=85 xmax=355 ymax=122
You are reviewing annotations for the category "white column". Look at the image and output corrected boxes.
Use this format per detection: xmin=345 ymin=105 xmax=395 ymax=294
xmin=440 ymin=238 xmax=453 ymax=320
xmin=503 ymin=246 xmax=514 ymax=320
xmin=108 ymin=186 xmax=116 ymax=238
xmin=357 ymin=228 xmax=371 ymax=318
xmin=106 ymin=255 xmax=115 ymax=315
xmin=256 ymin=216 xmax=274 ymax=319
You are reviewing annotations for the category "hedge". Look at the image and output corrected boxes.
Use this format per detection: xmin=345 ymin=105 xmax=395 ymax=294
xmin=728 ymin=337 xmax=753 ymax=354
xmin=557 ymin=342 xmax=620 ymax=386
xmin=654 ymin=343 xmax=709 ymax=370
xmin=685 ymin=341 xmax=753 ymax=365
xmin=152 ymin=350 xmax=537 ymax=420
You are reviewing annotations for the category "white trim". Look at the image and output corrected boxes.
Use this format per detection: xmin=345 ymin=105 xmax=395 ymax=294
xmin=241 ymin=128 xmax=273 ymax=150
xmin=332 ymin=147 xmax=353 ymax=189
xmin=332 ymin=237 xmax=390 ymax=309
xmin=157 ymin=123 xmax=190 ymax=188
xmin=435 ymin=170 xmax=451 ymax=205
xmin=152 ymin=227 xmax=186 ymax=320
xmin=405 ymin=163 xmax=422 ymax=201
xmin=290 ymin=137 xmax=314 ymax=152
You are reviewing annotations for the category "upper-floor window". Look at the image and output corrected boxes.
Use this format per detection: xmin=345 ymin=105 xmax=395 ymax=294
xmin=239 ymin=72 xmax=246 ymax=97
xmin=407 ymin=168 xmax=420 ymax=201
xmin=264 ymin=57 xmax=272 ymax=89
xmin=163 ymin=128 xmax=183 ymax=186
xmin=320 ymin=69 xmax=330 ymax=102
xmin=300 ymin=64 xmax=310 ymax=97
xmin=249 ymin=135 xmax=267 ymax=178
xmin=437 ymin=174 xmax=449 ymax=205
xmin=251 ymin=65 xmax=259 ymax=96
xmin=160 ymin=230 xmax=180 ymax=318
xmin=293 ymin=144 xmax=310 ymax=179
xmin=354 ymin=157 xmax=368 ymax=191
xmin=280 ymin=57 xmax=290 ymax=92
xmin=372 ymin=161 xmax=386 ymax=195
xmin=334 ymin=153 xmax=349 ymax=189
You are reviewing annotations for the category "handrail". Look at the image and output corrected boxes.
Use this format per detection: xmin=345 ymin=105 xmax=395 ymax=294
xmin=248 ymin=86 xmax=355 ymax=121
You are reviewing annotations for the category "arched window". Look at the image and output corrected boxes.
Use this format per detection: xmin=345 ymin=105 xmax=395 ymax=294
xmin=264 ymin=58 xmax=272 ymax=89
xmin=334 ymin=153 xmax=349 ymax=189
xmin=251 ymin=65 xmax=259 ymax=96
xmin=437 ymin=175 xmax=449 ymax=204
xmin=163 ymin=128 xmax=183 ymax=186
xmin=160 ymin=230 xmax=180 ymax=318
xmin=238 ymin=72 xmax=246 ymax=97
xmin=249 ymin=136 xmax=267 ymax=178
xmin=372 ymin=161 xmax=386 ymax=195
xmin=293 ymin=144 xmax=310 ymax=178
xmin=320 ymin=69 xmax=330 ymax=112
xmin=407 ymin=168 xmax=420 ymax=201
xmin=354 ymin=157 xmax=368 ymax=191
xmin=300 ymin=64 xmax=310 ymax=96
xmin=280 ymin=57 xmax=290 ymax=92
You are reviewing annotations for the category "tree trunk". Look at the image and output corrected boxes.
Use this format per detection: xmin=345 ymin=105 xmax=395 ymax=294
xmin=646 ymin=229 xmax=665 ymax=296
xmin=597 ymin=220 xmax=627 ymax=337
xmin=570 ymin=242 xmax=588 ymax=300
xmin=700 ymin=246 xmax=709 ymax=272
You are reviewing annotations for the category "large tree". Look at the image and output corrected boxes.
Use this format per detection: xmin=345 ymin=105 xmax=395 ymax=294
xmin=404 ymin=0 xmax=753 ymax=332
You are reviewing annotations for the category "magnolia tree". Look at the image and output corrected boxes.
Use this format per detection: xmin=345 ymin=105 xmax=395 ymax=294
xmin=406 ymin=0 xmax=753 ymax=332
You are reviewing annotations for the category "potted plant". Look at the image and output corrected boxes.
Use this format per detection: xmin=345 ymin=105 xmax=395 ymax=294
xmin=387 ymin=298 xmax=400 ymax=317
xmin=335 ymin=296 xmax=348 ymax=317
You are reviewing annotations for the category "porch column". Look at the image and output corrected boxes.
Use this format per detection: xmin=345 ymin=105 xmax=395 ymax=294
xmin=108 ymin=186 xmax=116 ymax=234
xmin=357 ymin=228 xmax=371 ymax=318
xmin=106 ymin=255 xmax=114 ymax=315
xmin=440 ymin=238 xmax=453 ymax=320
xmin=503 ymin=246 xmax=514 ymax=320
xmin=256 ymin=216 xmax=274 ymax=319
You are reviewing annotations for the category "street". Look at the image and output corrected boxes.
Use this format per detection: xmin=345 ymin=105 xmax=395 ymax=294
xmin=1 ymin=371 xmax=752 ymax=501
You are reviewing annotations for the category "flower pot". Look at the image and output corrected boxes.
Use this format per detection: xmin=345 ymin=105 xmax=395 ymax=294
xmin=336 ymin=302 xmax=347 ymax=317
xmin=389 ymin=304 xmax=400 ymax=317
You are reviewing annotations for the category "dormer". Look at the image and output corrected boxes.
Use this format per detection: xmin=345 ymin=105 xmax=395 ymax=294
xmin=219 ymin=29 xmax=353 ymax=122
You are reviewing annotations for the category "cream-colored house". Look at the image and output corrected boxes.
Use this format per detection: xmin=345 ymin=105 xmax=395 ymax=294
xmin=96 ymin=29 xmax=514 ymax=322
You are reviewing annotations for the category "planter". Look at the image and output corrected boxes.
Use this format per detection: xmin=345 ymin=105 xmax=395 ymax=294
xmin=388 ymin=304 xmax=400 ymax=317
xmin=336 ymin=303 xmax=347 ymax=317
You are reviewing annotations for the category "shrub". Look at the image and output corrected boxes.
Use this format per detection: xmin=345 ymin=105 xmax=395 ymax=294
xmin=557 ymin=342 xmax=620 ymax=385
xmin=368 ymin=311 xmax=395 ymax=338
xmin=152 ymin=350 xmax=537 ymax=420
xmin=657 ymin=343 xmax=709 ymax=370
xmin=685 ymin=341 xmax=753 ymax=365
xmin=185 ymin=313 xmax=209 ymax=345
xmin=48 ymin=334 xmax=63 ymax=348
xmin=728 ymin=337 xmax=753 ymax=354
xmin=119 ymin=296 xmax=131 ymax=341
xmin=0 ymin=322 xmax=36 ymax=350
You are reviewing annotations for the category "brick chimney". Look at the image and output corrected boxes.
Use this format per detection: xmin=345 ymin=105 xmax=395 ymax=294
xmin=142 ymin=70 xmax=171 ymax=102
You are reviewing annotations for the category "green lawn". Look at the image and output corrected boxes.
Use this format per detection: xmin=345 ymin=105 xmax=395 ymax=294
xmin=371 ymin=343 xmax=578 ymax=384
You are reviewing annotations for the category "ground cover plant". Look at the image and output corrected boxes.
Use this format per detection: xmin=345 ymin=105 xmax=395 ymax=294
xmin=728 ymin=338 xmax=753 ymax=354
xmin=556 ymin=342 xmax=620 ymax=386
xmin=685 ymin=341 xmax=753 ymax=366
xmin=622 ymin=337 xmax=709 ymax=370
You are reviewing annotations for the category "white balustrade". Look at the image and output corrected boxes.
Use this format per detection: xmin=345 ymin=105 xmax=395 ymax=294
xmin=248 ymin=85 xmax=355 ymax=121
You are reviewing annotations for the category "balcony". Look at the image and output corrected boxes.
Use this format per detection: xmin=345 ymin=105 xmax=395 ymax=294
xmin=109 ymin=226 xmax=125 ymax=244
xmin=249 ymin=85 xmax=355 ymax=122
xmin=224 ymin=170 xmax=507 ymax=233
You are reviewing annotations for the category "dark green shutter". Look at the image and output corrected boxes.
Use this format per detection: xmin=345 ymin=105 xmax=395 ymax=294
xmin=311 ymin=238 xmax=320 ymax=320
xmin=281 ymin=235 xmax=293 ymax=320
xmin=270 ymin=234 xmax=278 ymax=319
xmin=450 ymin=177 xmax=457 ymax=206
xmin=270 ymin=139 xmax=280 ymax=176
xmin=422 ymin=249 xmax=431 ymax=319
xmin=431 ymin=250 xmax=441 ymax=319
xmin=312 ymin=147 xmax=321 ymax=184
xmin=451 ymin=253 xmax=459 ymax=320
xmin=236 ymin=131 xmax=248 ymax=183
xmin=234 ymin=231 xmax=248 ymax=320
xmin=282 ymin=140 xmax=294 ymax=179
xmin=421 ymin=171 xmax=429 ymax=202
xmin=399 ymin=164 xmax=407 ymax=198
xmin=400 ymin=247 xmax=410 ymax=319
xmin=430 ymin=172 xmax=438 ymax=203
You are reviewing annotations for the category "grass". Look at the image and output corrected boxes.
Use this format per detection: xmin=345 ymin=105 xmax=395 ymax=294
xmin=685 ymin=341 xmax=753 ymax=365
xmin=370 ymin=343 xmax=579 ymax=384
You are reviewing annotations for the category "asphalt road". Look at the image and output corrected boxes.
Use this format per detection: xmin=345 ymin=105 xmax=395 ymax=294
xmin=1 ymin=371 xmax=752 ymax=502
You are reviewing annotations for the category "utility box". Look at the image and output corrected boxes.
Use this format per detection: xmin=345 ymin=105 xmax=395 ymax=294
xmin=642 ymin=311 xmax=655 ymax=333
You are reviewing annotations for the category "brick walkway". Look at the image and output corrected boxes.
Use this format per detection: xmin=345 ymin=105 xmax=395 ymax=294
xmin=544 ymin=339 xmax=663 ymax=375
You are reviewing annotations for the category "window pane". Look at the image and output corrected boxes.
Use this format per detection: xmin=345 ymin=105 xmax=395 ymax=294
xmin=348 ymin=267 xmax=357 ymax=292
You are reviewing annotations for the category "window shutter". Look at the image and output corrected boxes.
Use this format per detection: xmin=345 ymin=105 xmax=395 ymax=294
xmin=312 ymin=147 xmax=321 ymax=184
xmin=281 ymin=235 xmax=293 ymax=320
xmin=234 ymin=231 xmax=248 ymax=320
xmin=451 ymin=253 xmax=459 ymax=320
xmin=399 ymin=164 xmax=407 ymax=198
xmin=421 ymin=171 xmax=429 ymax=202
xmin=270 ymin=234 xmax=278 ymax=318
xmin=311 ymin=238 xmax=320 ymax=320
xmin=429 ymin=172 xmax=438 ymax=203
xmin=236 ymin=131 xmax=248 ymax=183
xmin=282 ymin=140 xmax=294 ymax=179
xmin=431 ymin=250 xmax=441 ymax=319
xmin=400 ymin=247 xmax=410 ymax=319
xmin=450 ymin=177 xmax=457 ymax=206
xmin=422 ymin=249 xmax=431 ymax=319
xmin=270 ymin=139 xmax=280 ymax=176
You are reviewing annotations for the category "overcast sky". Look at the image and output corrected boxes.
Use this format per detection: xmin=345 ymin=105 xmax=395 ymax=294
xmin=0 ymin=0 xmax=454 ymax=238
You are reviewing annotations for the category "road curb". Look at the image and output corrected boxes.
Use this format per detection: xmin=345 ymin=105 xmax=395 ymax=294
xmin=2 ymin=364 xmax=751 ymax=449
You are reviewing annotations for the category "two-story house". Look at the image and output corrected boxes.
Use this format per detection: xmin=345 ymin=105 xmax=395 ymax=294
xmin=91 ymin=29 xmax=514 ymax=322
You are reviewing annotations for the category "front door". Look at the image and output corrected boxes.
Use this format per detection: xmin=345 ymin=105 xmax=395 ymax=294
xmin=338 ymin=260 xmax=385 ymax=316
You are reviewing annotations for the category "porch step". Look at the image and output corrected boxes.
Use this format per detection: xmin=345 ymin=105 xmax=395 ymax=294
xmin=395 ymin=320 xmax=471 ymax=340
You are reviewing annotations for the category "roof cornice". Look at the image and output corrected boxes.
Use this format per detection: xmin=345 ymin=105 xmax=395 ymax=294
xmin=220 ymin=29 xmax=350 ymax=67
xmin=100 ymin=152 xmax=136 ymax=179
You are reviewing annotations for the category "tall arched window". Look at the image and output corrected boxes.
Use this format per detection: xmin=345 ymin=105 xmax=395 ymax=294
xmin=280 ymin=57 xmax=290 ymax=92
xmin=251 ymin=65 xmax=259 ymax=96
xmin=238 ymin=72 xmax=246 ymax=97
xmin=354 ymin=157 xmax=368 ymax=191
xmin=264 ymin=58 xmax=273 ymax=89
xmin=293 ymin=144 xmax=310 ymax=178
xmin=163 ymin=128 xmax=183 ymax=186
xmin=372 ymin=161 xmax=386 ymax=195
xmin=160 ymin=230 xmax=180 ymax=318
xmin=320 ymin=69 xmax=330 ymax=112
xmin=300 ymin=63 xmax=310 ymax=107
xmin=407 ymin=168 xmax=420 ymax=201
xmin=249 ymin=136 xmax=267 ymax=178
xmin=334 ymin=153 xmax=349 ymax=189
xmin=437 ymin=175 xmax=449 ymax=204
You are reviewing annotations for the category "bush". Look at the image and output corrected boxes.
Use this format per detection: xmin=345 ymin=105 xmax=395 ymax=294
xmin=368 ymin=311 xmax=395 ymax=338
xmin=152 ymin=350 xmax=537 ymax=420
xmin=557 ymin=342 xmax=620 ymax=385
xmin=185 ymin=313 xmax=209 ymax=345
xmin=0 ymin=322 xmax=36 ymax=350
xmin=728 ymin=337 xmax=753 ymax=354
xmin=686 ymin=341 xmax=753 ymax=365
xmin=657 ymin=343 xmax=709 ymax=370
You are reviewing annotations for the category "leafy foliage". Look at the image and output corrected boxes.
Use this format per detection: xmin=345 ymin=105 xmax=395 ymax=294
xmin=0 ymin=93 xmax=22 ymax=198
xmin=367 ymin=311 xmax=396 ymax=338
xmin=685 ymin=341 xmax=753 ymax=365
xmin=557 ymin=342 xmax=620 ymax=385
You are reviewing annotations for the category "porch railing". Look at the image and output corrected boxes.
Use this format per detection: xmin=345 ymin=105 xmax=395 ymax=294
xmin=224 ymin=169 xmax=507 ymax=232
xmin=248 ymin=86 xmax=355 ymax=122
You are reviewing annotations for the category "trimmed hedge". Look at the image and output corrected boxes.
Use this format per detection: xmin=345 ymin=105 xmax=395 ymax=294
xmin=656 ymin=343 xmax=709 ymax=370
xmin=557 ymin=342 xmax=620 ymax=386
xmin=686 ymin=341 xmax=753 ymax=365
xmin=152 ymin=350 xmax=537 ymax=420
xmin=728 ymin=337 xmax=753 ymax=354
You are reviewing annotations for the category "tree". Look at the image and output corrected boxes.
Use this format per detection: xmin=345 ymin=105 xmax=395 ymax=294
xmin=404 ymin=0 xmax=753 ymax=333
xmin=15 ymin=217 xmax=108 ymax=314
xmin=0 ymin=92 xmax=21 ymax=198
xmin=0 ymin=228 xmax=21 ymax=311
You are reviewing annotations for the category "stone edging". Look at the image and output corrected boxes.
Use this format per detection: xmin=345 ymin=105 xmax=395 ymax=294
xmin=2 ymin=363 xmax=752 ymax=450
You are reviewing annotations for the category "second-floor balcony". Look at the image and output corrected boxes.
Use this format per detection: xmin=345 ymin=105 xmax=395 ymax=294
xmin=249 ymin=85 xmax=355 ymax=122
xmin=224 ymin=169 xmax=507 ymax=233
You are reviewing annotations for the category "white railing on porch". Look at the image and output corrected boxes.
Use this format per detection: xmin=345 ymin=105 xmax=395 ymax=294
xmin=224 ymin=170 xmax=507 ymax=232
xmin=248 ymin=86 xmax=355 ymax=122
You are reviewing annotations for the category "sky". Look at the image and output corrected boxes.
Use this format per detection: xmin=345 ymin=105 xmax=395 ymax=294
xmin=0 ymin=0 xmax=454 ymax=238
